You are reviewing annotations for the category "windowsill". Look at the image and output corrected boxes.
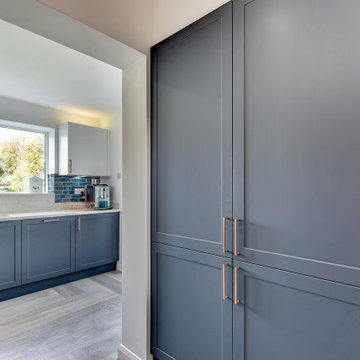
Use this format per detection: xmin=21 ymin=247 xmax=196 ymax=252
xmin=0 ymin=192 xmax=53 ymax=196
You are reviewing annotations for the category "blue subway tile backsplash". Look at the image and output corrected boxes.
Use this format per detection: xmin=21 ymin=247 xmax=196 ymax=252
xmin=48 ymin=174 xmax=98 ymax=203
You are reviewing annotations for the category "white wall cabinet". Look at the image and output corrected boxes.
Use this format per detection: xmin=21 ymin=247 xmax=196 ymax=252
xmin=59 ymin=122 xmax=109 ymax=176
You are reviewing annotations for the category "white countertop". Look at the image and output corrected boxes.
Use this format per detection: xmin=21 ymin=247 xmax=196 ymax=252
xmin=0 ymin=208 xmax=120 ymax=222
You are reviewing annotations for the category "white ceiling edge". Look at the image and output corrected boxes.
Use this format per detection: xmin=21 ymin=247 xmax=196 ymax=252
xmin=0 ymin=0 xmax=144 ymax=70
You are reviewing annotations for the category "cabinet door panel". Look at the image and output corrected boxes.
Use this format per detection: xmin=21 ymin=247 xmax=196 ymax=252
xmin=0 ymin=221 xmax=21 ymax=290
xmin=233 ymin=0 xmax=360 ymax=286
xmin=59 ymin=122 xmax=109 ymax=176
xmin=76 ymin=213 xmax=118 ymax=271
xmin=22 ymin=217 xmax=75 ymax=283
xmin=68 ymin=123 xmax=109 ymax=176
xmin=233 ymin=260 xmax=360 ymax=360
xmin=152 ymin=243 xmax=232 ymax=360
xmin=152 ymin=3 xmax=233 ymax=256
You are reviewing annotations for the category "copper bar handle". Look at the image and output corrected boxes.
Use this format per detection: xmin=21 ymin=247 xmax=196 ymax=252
xmin=43 ymin=218 xmax=60 ymax=223
xmin=223 ymin=217 xmax=230 ymax=253
xmin=69 ymin=160 xmax=73 ymax=174
xmin=223 ymin=263 xmax=230 ymax=300
xmin=234 ymin=266 xmax=240 ymax=305
xmin=234 ymin=219 xmax=241 ymax=256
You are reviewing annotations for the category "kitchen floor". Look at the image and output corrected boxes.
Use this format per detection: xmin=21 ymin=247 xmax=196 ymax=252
xmin=0 ymin=271 xmax=122 ymax=360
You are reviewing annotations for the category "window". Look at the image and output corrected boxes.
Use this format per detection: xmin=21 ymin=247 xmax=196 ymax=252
xmin=0 ymin=121 xmax=54 ymax=193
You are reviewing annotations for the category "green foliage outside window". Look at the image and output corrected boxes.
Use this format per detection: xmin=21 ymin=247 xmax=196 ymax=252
xmin=0 ymin=134 xmax=45 ymax=192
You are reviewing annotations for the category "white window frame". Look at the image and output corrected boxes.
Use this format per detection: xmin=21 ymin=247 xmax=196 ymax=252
xmin=0 ymin=119 xmax=55 ymax=193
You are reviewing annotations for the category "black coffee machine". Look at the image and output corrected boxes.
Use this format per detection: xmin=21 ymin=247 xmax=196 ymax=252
xmin=85 ymin=178 xmax=99 ymax=203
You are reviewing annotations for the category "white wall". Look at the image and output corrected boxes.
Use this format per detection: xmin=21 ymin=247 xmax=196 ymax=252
xmin=4 ymin=2 xmax=233 ymax=360
xmin=0 ymin=95 xmax=123 ymax=217
xmin=0 ymin=95 xmax=105 ymax=129
xmin=120 ymin=57 xmax=149 ymax=360
xmin=0 ymin=95 xmax=109 ymax=175
xmin=0 ymin=3 xmax=149 ymax=360
xmin=108 ymin=113 xmax=123 ymax=206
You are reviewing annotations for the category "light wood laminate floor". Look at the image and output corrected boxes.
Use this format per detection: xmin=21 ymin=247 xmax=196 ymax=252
xmin=0 ymin=271 xmax=122 ymax=360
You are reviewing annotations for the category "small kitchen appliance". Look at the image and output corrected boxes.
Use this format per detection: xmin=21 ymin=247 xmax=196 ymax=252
xmin=94 ymin=184 xmax=111 ymax=209
xmin=85 ymin=185 xmax=95 ymax=203
xmin=85 ymin=178 xmax=101 ymax=203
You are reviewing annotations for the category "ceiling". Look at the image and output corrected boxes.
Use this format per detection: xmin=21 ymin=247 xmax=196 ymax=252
xmin=0 ymin=19 xmax=122 ymax=120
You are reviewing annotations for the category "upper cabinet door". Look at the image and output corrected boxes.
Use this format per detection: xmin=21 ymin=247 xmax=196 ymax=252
xmin=152 ymin=3 xmax=233 ymax=256
xmin=233 ymin=0 xmax=360 ymax=286
xmin=59 ymin=122 xmax=110 ymax=177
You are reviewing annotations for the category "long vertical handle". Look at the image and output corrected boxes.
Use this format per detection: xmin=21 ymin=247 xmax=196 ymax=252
xmin=234 ymin=266 xmax=241 ymax=304
xmin=223 ymin=263 xmax=230 ymax=300
xmin=69 ymin=160 xmax=73 ymax=174
xmin=78 ymin=217 xmax=81 ymax=232
xmin=223 ymin=217 xmax=230 ymax=253
xmin=234 ymin=219 xmax=241 ymax=256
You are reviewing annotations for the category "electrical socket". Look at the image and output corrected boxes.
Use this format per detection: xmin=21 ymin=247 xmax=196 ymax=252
xmin=74 ymin=188 xmax=84 ymax=195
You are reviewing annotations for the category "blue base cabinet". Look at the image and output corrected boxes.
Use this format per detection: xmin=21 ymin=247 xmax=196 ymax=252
xmin=0 ymin=221 xmax=21 ymax=291
xmin=22 ymin=217 xmax=76 ymax=284
xmin=233 ymin=260 xmax=360 ymax=360
xmin=152 ymin=243 xmax=232 ymax=360
xmin=0 ymin=211 xmax=119 ymax=300
xmin=75 ymin=213 xmax=119 ymax=271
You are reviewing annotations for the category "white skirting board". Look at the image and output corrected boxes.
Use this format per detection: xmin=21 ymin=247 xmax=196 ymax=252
xmin=116 ymin=261 xmax=122 ymax=272
xmin=117 ymin=344 xmax=153 ymax=360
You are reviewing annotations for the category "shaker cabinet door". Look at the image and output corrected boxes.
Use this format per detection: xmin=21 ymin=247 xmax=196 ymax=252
xmin=75 ymin=213 xmax=119 ymax=271
xmin=152 ymin=2 xmax=233 ymax=256
xmin=152 ymin=243 xmax=232 ymax=360
xmin=0 ymin=221 xmax=21 ymax=290
xmin=22 ymin=217 xmax=76 ymax=283
xmin=59 ymin=122 xmax=110 ymax=177
xmin=233 ymin=260 xmax=360 ymax=360
xmin=233 ymin=0 xmax=360 ymax=286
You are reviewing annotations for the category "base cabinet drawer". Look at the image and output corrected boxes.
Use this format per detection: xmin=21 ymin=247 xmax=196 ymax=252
xmin=22 ymin=217 xmax=76 ymax=284
xmin=0 ymin=221 xmax=21 ymax=290
xmin=75 ymin=213 xmax=119 ymax=271
xmin=233 ymin=260 xmax=360 ymax=360
xmin=151 ymin=243 xmax=232 ymax=360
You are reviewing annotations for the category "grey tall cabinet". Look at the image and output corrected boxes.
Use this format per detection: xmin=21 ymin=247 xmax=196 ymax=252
xmin=151 ymin=1 xmax=360 ymax=359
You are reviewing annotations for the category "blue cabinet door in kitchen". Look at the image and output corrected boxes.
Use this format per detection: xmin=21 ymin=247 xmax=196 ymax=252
xmin=233 ymin=0 xmax=360 ymax=287
xmin=0 ymin=221 xmax=21 ymax=290
xmin=233 ymin=259 xmax=360 ymax=360
xmin=75 ymin=213 xmax=119 ymax=271
xmin=151 ymin=2 xmax=233 ymax=256
xmin=152 ymin=242 xmax=232 ymax=360
xmin=22 ymin=217 xmax=76 ymax=284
